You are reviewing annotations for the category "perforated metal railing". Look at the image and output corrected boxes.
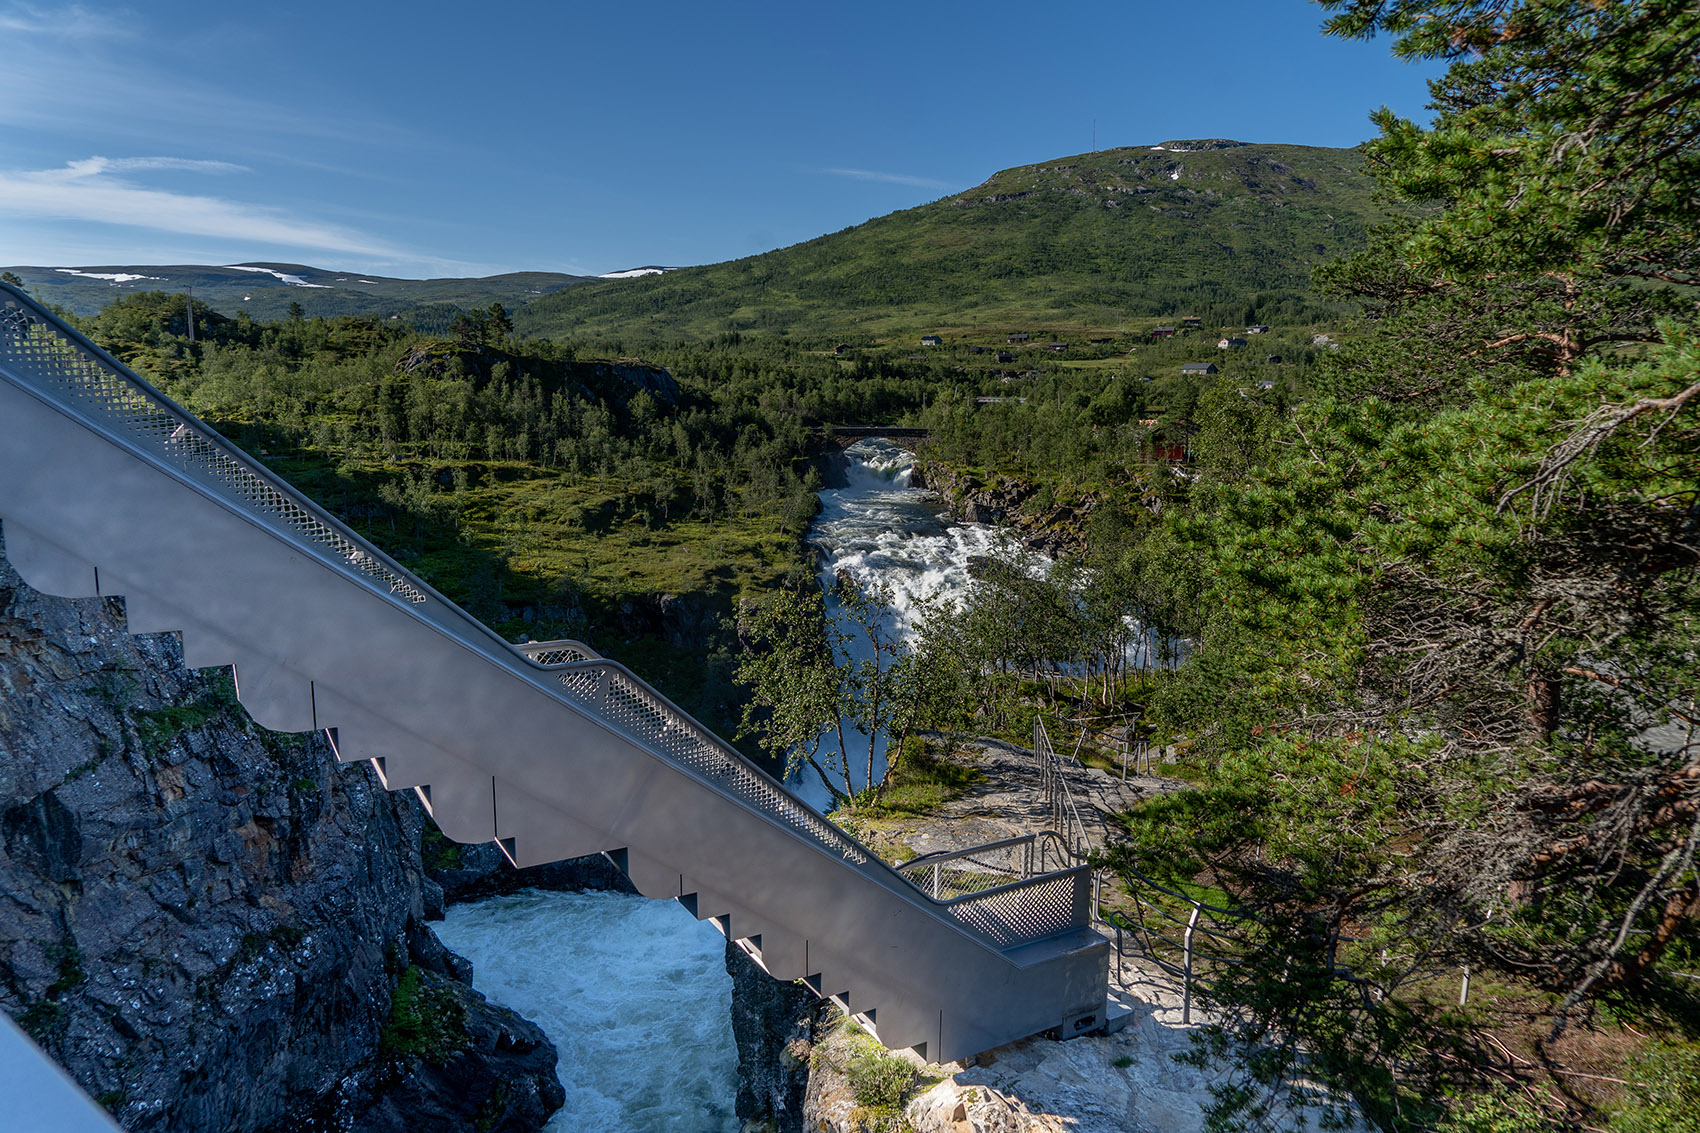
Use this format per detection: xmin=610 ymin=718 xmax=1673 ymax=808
xmin=941 ymin=869 xmax=1089 ymax=949
xmin=0 ymin=289 xmax=1089 ymax=952
xmin=526 ymin=648 xmax=877 ymax=867
xmin=0 ymin=299 xmax=429 ymax=605
xmin=900 ymin=835 xmax=1034 ymax=899
xmin=516 ymin=641 xmax=1089 ymax=943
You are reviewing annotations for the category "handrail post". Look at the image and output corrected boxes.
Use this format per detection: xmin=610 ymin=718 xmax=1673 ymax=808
xmin=1182 ymin=902 xmax=1201 ymax=1025
xmin=932 ymin=861 xmax=941 ymax=900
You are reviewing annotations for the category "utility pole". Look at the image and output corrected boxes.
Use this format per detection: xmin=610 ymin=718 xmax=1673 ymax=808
xmin=185 ymin=286 xmax=195 ymax=342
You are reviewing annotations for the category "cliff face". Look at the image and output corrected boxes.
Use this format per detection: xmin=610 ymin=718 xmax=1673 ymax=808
xmin=0 ymin=535 xmax=562 ymax=1131
xmin=913 ymin=463 xmax=1092 ymax=559
xmin=725 ymin=943 xmax=823 ymax=1133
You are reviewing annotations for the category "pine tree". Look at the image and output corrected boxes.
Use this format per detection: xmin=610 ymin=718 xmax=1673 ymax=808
xmin=1122 ymin=4 xmax=1700 ymax=1125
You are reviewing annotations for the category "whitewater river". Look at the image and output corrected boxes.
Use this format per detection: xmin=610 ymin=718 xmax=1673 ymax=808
xmin=433 ymin=890 xmax=740 ymax=1133
xmin=435 ymin=439 xmax=1039 ymax=1132
xmin=789 ymin=438 xmax=1023 ymax=808
xmin=813 ymin=438 xmax=1013 ymax=636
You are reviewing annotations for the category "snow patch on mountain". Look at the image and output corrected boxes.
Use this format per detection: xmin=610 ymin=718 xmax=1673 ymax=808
xmin=55 ymin=269 xmax=164 ymax=283
xmin=599 ymin=266 xmax=675 ymax=279
xmin=223 ymin=265 xmax=333 ymax=288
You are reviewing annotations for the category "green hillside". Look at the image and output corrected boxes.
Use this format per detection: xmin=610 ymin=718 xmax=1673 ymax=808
xmin=515 ymin=140 xmax=1382 ymax=345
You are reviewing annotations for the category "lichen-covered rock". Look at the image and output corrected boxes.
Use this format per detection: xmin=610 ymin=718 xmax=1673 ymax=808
xmin=726 ymin=942 xmax=823 ymax=1133
xmin=0 ymin=534 xmax=562 ymax=1131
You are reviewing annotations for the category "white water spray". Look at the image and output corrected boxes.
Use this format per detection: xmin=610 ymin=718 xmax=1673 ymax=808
xmin=433 ymin=890 xmax=739 ymax=1133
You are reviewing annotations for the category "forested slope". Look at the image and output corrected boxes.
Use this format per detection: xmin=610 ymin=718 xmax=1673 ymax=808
xmin=514 ymin=141 xmax=1382 ymax=345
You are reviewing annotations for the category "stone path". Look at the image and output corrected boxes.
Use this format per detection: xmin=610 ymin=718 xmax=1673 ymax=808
xmin=829 ymin=734 xmax=1355 ymax=1133
xmin=831 ymin=736 xmax=1222 ymax=1132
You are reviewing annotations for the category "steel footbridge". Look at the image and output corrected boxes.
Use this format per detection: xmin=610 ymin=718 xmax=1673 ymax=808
xmin=0 ymin=283 xmax=1108 ymax=1062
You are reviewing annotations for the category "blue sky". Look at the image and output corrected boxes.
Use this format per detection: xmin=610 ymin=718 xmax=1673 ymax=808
xmin=1 ymin=1 xmax=1443 ymax=279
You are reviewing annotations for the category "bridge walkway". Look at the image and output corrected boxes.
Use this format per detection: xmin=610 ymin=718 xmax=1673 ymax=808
xmin=0 ymin=284 xmax=1107 ymax=1063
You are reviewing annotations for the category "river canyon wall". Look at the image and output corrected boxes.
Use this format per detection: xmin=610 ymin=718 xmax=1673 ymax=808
xmin=912 ymin=462 xmax=1090 ymax=560
xmin=0 ymin=531 xmax=563 ymax=1132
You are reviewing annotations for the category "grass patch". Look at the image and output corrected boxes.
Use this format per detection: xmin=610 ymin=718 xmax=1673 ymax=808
xmin=135 ymin=701 xmax=225 ymax=753
xmin=380 ymin=966 xmax=469 ymax=1066
xmin=859 ymin=737 xmax=985 ymax=818
xmin=16 ymin=1000 xmax=65 ymax=1045
xmin=134 ymin=669 xmax=240 ymax=754
xmin=421 ymin=823 xmax=464 ymax=872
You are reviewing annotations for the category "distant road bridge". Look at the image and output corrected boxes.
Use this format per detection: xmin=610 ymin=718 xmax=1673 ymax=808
xmin=817 ymin=425 xmax=931 ymax=450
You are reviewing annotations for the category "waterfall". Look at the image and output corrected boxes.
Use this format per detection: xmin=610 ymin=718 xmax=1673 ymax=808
xmin=812 ymin=438 xmax=1012 ymax=641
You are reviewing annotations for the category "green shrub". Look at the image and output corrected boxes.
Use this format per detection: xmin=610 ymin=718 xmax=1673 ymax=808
xmin=847 ymin=1050 xmax=918 ymax=1111
xmin=1435 ymin=1093 xmax=1553 ymax=1133
xmin=1612 ymin=1044 xmax=1700 ymax=1133
xmin=421 ymin=824 xmax=464 ymax=872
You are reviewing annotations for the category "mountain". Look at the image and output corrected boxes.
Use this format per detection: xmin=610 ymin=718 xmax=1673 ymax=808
xmin=1 ymin=262 xmax=592 ymax=326
xmin=8 ymin=140 xmax=1382 ymax=344
xmin=513 ymin=140 xmax=1384 ymax=344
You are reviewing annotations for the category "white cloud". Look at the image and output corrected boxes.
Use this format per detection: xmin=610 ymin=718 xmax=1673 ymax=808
xmin=824 ymin=167 xmax=950 ymax=190
xmin=61 ymin=156 xmax=251 ymax=177
xmin=0 ymin=2 xmax=127 ymax=38
xmin=0 ymin=157 xmax=405 ymax=259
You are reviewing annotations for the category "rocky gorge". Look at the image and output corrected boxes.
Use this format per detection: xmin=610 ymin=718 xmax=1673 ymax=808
xmin=910 ymin=462 xmax=1092 ymax=560
xmin=0 ymin=533 xmax=563 ymax=1131
xmin=0 ymin=495 xmax=1210 ymax=1133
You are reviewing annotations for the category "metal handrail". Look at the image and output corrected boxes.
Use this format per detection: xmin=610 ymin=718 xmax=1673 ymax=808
xmin=517 ymin=638 xmax=601 ymax=665
xmin=1034 ymin=717 xmax=1095 ymax=859
xmin=899 ymin=835 xmax=1037 ymax=900
xmin=901 ymin=834 xmax=1035 ymax=869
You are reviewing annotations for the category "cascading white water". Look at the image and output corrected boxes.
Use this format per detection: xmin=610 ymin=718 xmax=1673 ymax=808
xmin=812 ymin=439 xmax=1014 ymax=637
xmin=787 ymin=438 xmax=1044 ymax=808
xmin=432 ymin=890 xmax=739 ymax=1133
xmin=794 ymin=437 xmax=1167 ymax=807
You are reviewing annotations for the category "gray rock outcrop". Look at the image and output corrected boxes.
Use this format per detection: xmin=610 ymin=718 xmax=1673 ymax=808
xmin=0 ymin=533 xmax=563 ymax=1131
xmin=915 ymin=463 xmax=1090 ymax=559
xmin=725 ymin=942 xmax=823 ymax=1132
